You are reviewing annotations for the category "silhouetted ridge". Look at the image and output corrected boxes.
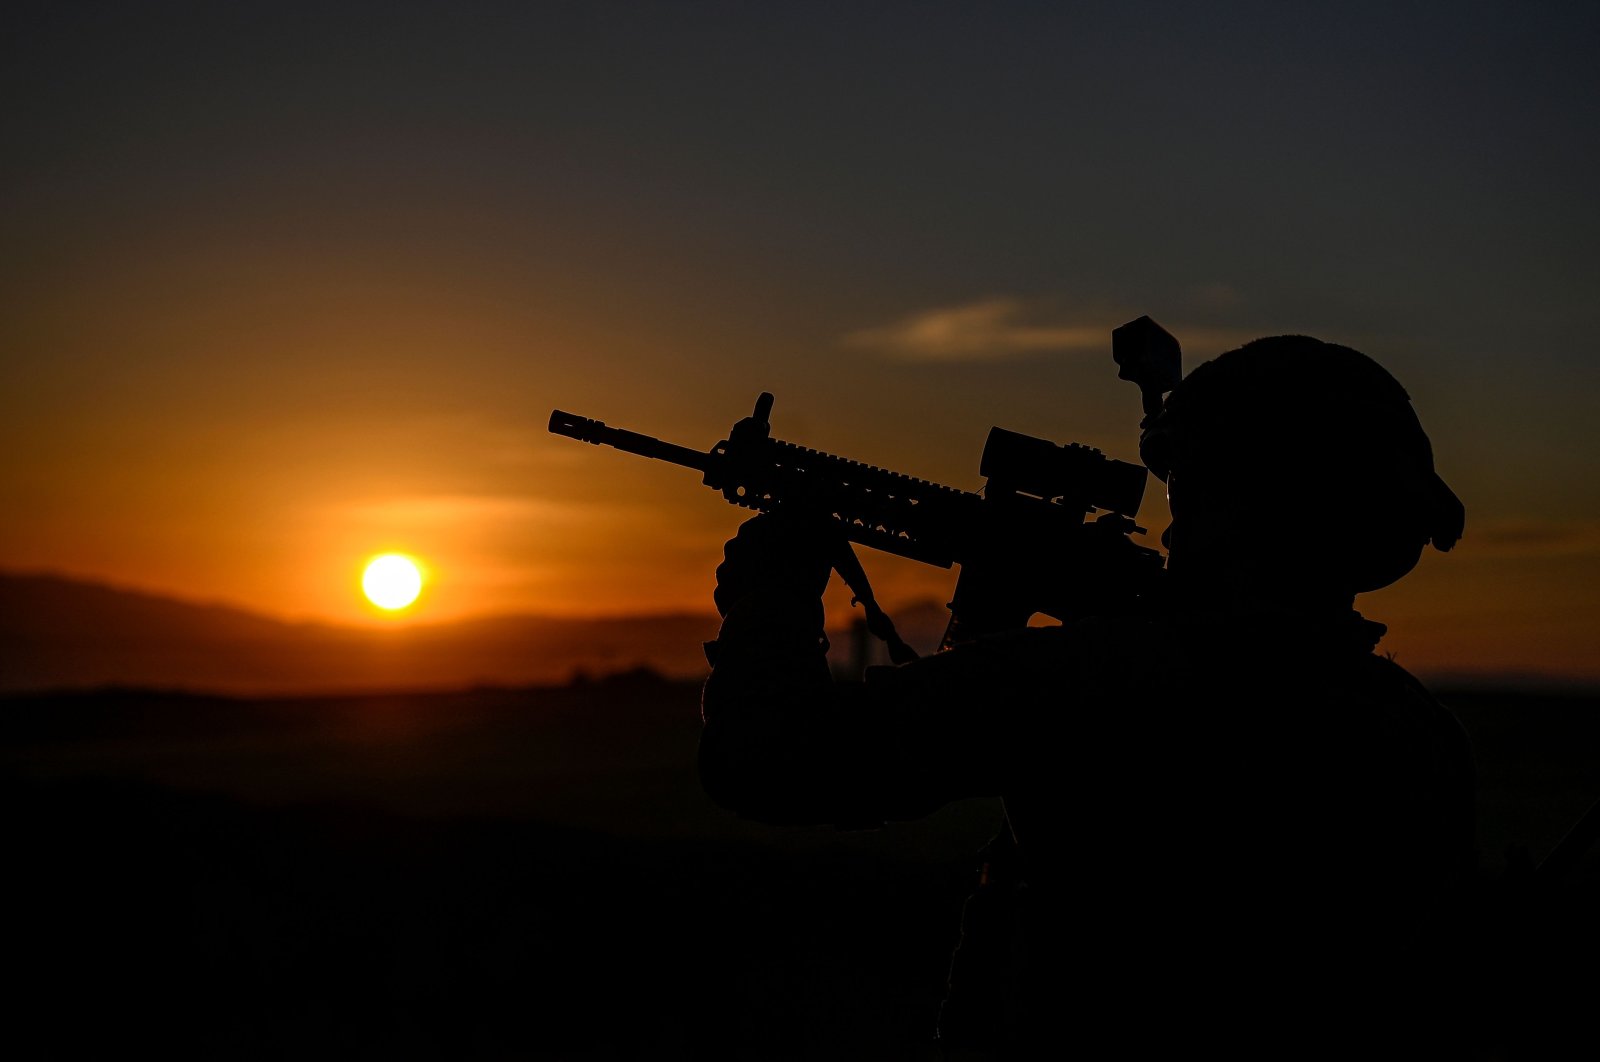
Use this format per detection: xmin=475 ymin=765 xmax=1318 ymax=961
xmin=0 ymin=571 xmax=312 ymax=642
xmin=0 ymin=571 xmax=718 ymax=695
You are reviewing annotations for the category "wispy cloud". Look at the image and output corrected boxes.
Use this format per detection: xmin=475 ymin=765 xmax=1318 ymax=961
xmin=844 ymin=295 xmax=1258 ymax=363
xmin=1468 ymin=519 xmax=1600 ymax=558
xmin=843 ymin=297 xmax=1105 ymax=362
xmin=334 ymin=494 xmax=590 ymax=528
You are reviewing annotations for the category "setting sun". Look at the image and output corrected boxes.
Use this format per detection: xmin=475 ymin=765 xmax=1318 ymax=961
xmin=362 ymin=554 xmax=423 ymax=610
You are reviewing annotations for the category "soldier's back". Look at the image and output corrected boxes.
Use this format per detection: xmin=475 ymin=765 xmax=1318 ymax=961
xmin=991 ymin=609 xmax=1473 ymax=1056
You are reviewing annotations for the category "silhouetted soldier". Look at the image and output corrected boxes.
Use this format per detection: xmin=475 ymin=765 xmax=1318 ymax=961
xmin=699 ymin=336 xmax=1473 ymax=1058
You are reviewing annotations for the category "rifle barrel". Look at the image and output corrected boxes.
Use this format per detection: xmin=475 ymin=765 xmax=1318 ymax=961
xmin=549 ymin=410 xmax=712 ymax=475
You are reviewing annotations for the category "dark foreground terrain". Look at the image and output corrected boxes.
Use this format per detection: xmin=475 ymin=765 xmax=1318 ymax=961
xmin=2 ymin=674 xmax=1595 ymax=1059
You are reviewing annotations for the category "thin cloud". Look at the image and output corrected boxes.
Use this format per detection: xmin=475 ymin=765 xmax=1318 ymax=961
xmin=843 ymin=297 xmax=1105 ymax=362
xmin=1468 ymin=519 xmax=1600 ymax=558
xmin=335 ymin=494 xmax=592 ymax=528
xmin=844 ymin=296 xmax=1258 ymax=363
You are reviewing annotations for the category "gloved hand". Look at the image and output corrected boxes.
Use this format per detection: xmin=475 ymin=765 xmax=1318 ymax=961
xmin=712 ymin=513 xmax=834 ymax=649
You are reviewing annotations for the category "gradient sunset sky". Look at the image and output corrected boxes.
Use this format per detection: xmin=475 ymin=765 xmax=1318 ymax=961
xmin=4 ymin=2 xmax=1597 ymax=682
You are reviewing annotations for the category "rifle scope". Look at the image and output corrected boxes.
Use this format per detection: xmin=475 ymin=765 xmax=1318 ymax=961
xmin=980 ymin=428 xmax=1149 ymax=517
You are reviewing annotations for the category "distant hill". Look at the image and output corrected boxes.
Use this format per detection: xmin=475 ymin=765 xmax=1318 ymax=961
xmin=0 ymin=572 xmax=722 ymax=695
xmin=0 ymin=572 xmax=958 ymax=696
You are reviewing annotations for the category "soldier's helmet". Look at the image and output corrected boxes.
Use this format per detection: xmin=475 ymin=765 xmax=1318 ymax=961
xmin=1138 ymin=335 xmax=1465 ymax=593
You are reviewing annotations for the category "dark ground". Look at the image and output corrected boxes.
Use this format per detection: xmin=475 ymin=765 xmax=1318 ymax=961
xmin=2 ymin=673 xmax=1595 ymax=1059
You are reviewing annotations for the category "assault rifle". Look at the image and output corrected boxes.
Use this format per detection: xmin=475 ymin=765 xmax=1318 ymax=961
xmin=548 ymin=317 xmax=1182 ymax=661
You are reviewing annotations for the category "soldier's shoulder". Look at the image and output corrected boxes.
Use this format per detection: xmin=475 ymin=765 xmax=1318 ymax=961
xmin=959 ymin=615 xmax=1187 ymax=694
xmin=1337 ymin=650 xmax=1455 ymax=721
xmin=966 ymin=614 xmax=1176 ymax=660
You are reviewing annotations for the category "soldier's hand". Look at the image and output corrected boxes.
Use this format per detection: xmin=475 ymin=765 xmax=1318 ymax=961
xmin=713 ymin=512 xmax=833 ymax=621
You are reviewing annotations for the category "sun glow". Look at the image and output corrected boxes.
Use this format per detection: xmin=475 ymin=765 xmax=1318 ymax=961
xmin=362 ymin=553 xmax=424 ymax=610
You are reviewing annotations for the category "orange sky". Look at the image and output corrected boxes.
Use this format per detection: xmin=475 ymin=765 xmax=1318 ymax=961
xmin=3 ymin=4 xmax=1598 ymax=686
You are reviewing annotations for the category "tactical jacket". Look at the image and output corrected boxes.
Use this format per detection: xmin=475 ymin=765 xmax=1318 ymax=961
xmin=700 ymin=601 xmax=1475 ymax=1056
